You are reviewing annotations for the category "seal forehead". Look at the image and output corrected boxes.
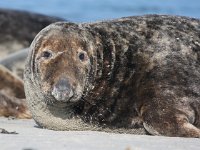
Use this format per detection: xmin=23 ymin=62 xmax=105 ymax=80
xmin=36 ymin=29 xmax=89 ymax=55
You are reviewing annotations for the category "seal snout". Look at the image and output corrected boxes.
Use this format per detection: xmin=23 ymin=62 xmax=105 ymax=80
xmin=52 ymin=78 xmax=74 ymax=101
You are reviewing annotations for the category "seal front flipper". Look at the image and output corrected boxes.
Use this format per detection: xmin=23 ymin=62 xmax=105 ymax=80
xmin=142 ymin=107 xmax=200 ymax=138
xmin=139 ymin=90 xmax=200 ymax=137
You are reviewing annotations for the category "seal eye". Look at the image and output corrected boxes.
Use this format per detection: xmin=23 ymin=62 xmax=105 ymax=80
xmin=41 ymin=51 xmax=52 ymax=59
xmin=79 ymin=52 xmax=85 ymax=61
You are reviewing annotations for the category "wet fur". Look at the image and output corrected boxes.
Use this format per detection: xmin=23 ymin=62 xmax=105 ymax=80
xmin=24 ymin=15 xmax=200 ymax=137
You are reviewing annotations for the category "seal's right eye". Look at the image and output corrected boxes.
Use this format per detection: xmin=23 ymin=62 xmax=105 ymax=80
xmin=41 ymin=51 xmax=52 ymax=59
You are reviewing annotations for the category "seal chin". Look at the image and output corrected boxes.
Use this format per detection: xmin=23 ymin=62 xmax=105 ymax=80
xmin=52 ymin=87 xmax=74 ymax=102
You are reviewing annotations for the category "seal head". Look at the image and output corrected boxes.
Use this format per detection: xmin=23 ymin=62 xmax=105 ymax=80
xmin=32 ymin=23 xmax=94 ymax=104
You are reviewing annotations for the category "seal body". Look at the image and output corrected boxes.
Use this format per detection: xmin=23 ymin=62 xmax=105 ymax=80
xmin=24 ymin=15 xmax=200 ymax=137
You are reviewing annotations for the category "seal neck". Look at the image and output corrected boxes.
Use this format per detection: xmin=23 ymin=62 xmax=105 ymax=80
xmin=82 ymin=33 xmax=116 ymax=106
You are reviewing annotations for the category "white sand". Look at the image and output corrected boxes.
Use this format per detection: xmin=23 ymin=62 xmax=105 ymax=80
xmin=0 ymin=117 xmax=200 ymax=150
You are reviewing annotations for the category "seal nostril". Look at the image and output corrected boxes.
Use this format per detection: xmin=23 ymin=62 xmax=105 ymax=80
xmin=55 ymin=78 xmax=71 ymax=91
xmin=52 ymin=78 xmax=74 ymax=101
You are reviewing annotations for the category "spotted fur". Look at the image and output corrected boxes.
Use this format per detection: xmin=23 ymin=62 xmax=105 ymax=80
xmin=24 ymin=15 xmax=200 ymax=137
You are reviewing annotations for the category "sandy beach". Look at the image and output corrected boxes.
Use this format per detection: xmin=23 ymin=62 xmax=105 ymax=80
xmin=0 ymin=117 xmax=200 ymax=150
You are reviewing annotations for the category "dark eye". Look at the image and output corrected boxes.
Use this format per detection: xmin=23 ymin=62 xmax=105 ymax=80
xmin=41 ymin=51 xmax=52 ymax=59
xmin=79 ymin=52 xmax=85 ymax=61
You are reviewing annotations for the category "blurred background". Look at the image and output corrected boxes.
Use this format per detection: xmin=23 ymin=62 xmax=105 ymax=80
xmin=0 ymin=0 xmax=200 ymax=126
xmin=0 ymin=0 xmax=200 ymax=22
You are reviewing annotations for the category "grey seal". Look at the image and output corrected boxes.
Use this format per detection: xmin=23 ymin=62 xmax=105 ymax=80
xmin=24 ymin=15 xmax=200 ymax=137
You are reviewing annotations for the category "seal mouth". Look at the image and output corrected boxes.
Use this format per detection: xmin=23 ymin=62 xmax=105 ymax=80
xmin=52 ymin=86 xmax=74 ymax=102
